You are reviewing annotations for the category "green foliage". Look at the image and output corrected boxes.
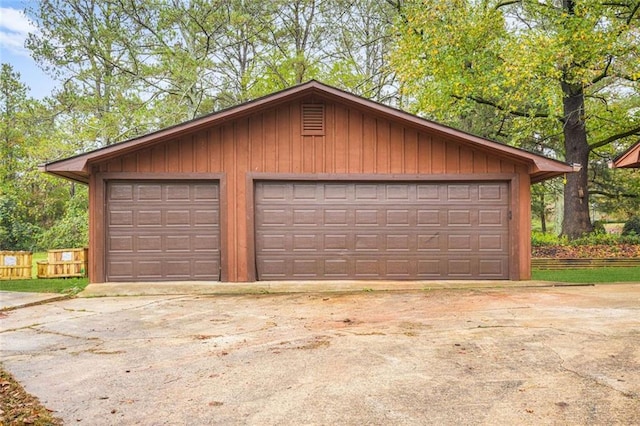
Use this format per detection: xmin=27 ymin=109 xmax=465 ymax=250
xmin=592 ymin=220 xmax=606 ymax=234
xmin=0 ymin=195 xmax=43 ymax=251
xmin=532 ymin=230 xmax=640 ymax=247
xmin=0 ymin=64 xmax=88 ymax=251
xmin=531 ymin=231 xmax=566 ymax=247
xmin=622 ymin=216 xmax=640 ymax=237
xmin=570 ymin=232 xmax=640 ymax=246
xmin=391 ymin=0 xmax=640 ymax=238
xmin=37 ymin=189 xmax=88 ymax=250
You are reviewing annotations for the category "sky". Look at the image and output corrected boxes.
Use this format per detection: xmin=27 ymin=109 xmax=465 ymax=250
xmin=0 ymin=0 xmax=57 ymax=99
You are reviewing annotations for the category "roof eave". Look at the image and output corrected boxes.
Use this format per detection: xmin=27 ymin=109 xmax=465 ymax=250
xmin=613 ymin=142 xmax=640 ymax=168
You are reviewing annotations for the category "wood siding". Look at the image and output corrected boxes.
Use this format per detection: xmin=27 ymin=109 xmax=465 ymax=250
xmin=90 ymin=96 xmax=532 ymax=282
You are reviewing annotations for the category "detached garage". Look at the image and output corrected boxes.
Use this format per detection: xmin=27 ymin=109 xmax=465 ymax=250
xmin=43 ymin=81 xmax=572 ymax=283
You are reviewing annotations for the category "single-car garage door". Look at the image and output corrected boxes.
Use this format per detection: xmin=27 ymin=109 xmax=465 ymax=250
xmin=106 ymin=181 xmax=220 ymax=281
xmin=255 ymin=181 xmax=510 ymax=280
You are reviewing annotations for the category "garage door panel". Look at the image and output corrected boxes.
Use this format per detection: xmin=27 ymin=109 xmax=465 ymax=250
xmin=478 ymin=184 xmax=507 ymax=202
xmin=448 ymin=235 xmax=472 ymax=251
xmin=106 ymin=181 xmax=220 ymax=282
xmin=194 ymin=260 xmax=220 ymax=278
xmin=479 ymin=234 xmax=507 ymax=251
xmin=137 ymin=184 xmax=161 ymax=200
xmin=193 ymin=184 xmax=218 ymax=200
xmin=324 ymin=234 xmax=348 ymax=250
xmin=109 ymin=184 xmax=134 ymax=200
xmin=355 ymin=209 xmax=379 ymax=225
xmin=293 ymin=209 xmax=317 ymax=225
xmin=194 ymin=210 xmax=219 ymax=226
xmin=108 ymin=235 xmax=133 ymax=252
xmin=107 ymin=261 xmax=133 ymax=279
xmin=324 ymin=209 xmax=349 ymax=225
xmin=293 ymin=234 xmax=318 ymax=251
xmin=137 ymin=210 xmax=162 ymax=226
xmin=479 ymin=259 xmax=508 ymax=276
xmin=137 ymin=236 xmax=162 ymax=252
xmin=448 ymin=210 xmax=472 ymax=226
xmin=448 ymin=259 xmax=472 ymax=276
xmin=137 ymin=260 xmax=163 ymax=278
xmin=447 ymin=185 xmax=472 ymax=201
xmin=418 ymin=259 xmax=441 ymax=276
xmin=255 ymin=181 xmax=509 ymax=280
xmin=194 ymin=234 xmax=219 ymax=251
xmin=325 ymin=259 xmax=349 ymax=277
xmin=478 ymin=210 xmax=505 ymax=226
xmin=108 ymin=210 xmax=134 ymax=226
xmin=166 ymin=210 xmax=191 ymax=226
xmin=325 ymin=184 xmax=349 ymax=200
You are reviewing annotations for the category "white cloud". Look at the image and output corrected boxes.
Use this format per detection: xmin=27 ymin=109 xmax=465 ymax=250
xmin=0 ymin=7 xmax=38 ymax=57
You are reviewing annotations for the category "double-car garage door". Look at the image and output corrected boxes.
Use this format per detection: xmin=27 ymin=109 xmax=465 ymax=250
xmin=104 ymin=180 xmax=510 ymax=281
xmin=255 ymin=181 xmax=510 ymax=280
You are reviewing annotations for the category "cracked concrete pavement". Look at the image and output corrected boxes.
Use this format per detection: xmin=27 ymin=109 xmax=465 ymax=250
xmin=1 ymin=284 xmax=639 ymax=425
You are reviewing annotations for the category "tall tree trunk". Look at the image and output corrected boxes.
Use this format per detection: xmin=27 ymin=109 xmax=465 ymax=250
xmin=561 ymin=81 xmax=592 ymax=238
xmin=539 ymin=191 xmax=547 ymax=233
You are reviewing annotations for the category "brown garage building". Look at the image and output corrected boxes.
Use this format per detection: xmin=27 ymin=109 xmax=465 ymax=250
xmin=43 ymin=81 xmax=572 ymax=283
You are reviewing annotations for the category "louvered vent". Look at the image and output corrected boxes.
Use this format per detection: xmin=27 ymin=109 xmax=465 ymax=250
xmin=302 ymin=104 xmax=325 ymax=135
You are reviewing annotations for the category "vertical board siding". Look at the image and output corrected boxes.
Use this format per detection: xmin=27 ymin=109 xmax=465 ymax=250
xmin=348 ymin=109 xmax=363 ymax=173
xmin=333 ymin=104 xmax=348 ymax=173
xmin=362 ymin=116 xmax=376 ymax=173
xmin=376 ymin=119 xmax=390 ymax=173
xmin=92 ymin=98 xmax=531 ymax=282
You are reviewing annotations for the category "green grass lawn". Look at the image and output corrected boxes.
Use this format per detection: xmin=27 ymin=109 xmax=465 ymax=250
xmin=0 ymin=278 xmax=88 ymax=294
xmin=0 ymin=252 xmax=88 ymax=294
xmin=532 ymin=267 xmax=640 ymax=283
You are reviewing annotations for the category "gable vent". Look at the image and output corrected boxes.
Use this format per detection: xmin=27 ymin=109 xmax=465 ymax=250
xmin=302 ymin=104 xmax=325 ymax=135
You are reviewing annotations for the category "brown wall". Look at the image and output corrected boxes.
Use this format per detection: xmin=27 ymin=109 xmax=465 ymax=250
xmin=89 ymin=95 xmax=532 ymax=282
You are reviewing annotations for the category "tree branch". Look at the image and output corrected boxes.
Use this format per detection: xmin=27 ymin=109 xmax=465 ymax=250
xmin=452 ymin=94 xmax=550 ymax=118
xmin=589 ymin=55 xmax=614 ymax=86
xmin=625 ymin=1 xmax=640 ymax=25
xmin=589 ymin=125 xmax=640 ymax=151
xmin=588 ymin=189 xmax=639 ymax=199
xmin=494 ymin=1 xmax=522 ymax=9
xmin=614 ymin=73 xmax=640 ymax=83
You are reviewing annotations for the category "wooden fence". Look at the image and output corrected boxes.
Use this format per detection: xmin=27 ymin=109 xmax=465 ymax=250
xmin=0 ymin=251 xmax=32 ymax=280
xmin=37 ymin=248 xmax=88 ymax=279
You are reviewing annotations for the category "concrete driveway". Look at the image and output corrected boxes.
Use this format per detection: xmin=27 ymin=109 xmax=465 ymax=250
xmin=1 ymin=284 xmax=639 ymax=425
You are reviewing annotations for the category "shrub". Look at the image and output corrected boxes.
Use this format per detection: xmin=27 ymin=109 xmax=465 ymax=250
xmin=592 ymin=220 xmax=606 ymax=234
xmin=622 ymin=216 xmax=640 ymax=237
xmin=531 ymin=231 xmax=566 ymax=246
xmin=571 ymin=232 xmax=620 ymax=246
xmin=37 ymin=194 xmax=88 ymax=250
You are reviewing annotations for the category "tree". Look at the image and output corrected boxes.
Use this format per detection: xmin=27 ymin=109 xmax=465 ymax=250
xmin=390 ymin=0 xmax=640 ymax=238
xmin=0 ymin=64 xmax=85 ymax=250
xmin=322 ymin=0 xmax=400 ymax=104
xmin=27 ymin=0 xmax=154 ymax=146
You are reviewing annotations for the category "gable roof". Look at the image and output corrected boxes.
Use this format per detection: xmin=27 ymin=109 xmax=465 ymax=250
xmin=42 ymin=80 xmax=572 ymax=184
xmin=613 ymin=141 xmax=640 ymax=168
